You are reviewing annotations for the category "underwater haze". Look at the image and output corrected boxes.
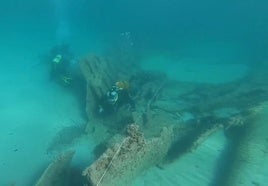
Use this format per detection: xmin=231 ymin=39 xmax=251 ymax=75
xmin=1 ymin=0 xmax=268 ymax=185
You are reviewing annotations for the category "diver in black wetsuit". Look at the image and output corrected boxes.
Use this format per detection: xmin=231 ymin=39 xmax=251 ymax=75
xmin=49 ymin=44 xmax=77 ymax=86
xmin=97 ymin=81 xmax=135 ymax=116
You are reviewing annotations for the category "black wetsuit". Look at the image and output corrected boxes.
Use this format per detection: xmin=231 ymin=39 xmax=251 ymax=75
xmin=98 ymin=88 xmax=135 ymax=116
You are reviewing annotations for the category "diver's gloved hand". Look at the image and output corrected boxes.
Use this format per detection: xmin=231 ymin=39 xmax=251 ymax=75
xmin=59 ymin=75 xmax=72 ymax=86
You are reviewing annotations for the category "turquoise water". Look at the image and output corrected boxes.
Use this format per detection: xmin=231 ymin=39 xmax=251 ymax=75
xmin=0 ymin=1 xmax=268 ymax=186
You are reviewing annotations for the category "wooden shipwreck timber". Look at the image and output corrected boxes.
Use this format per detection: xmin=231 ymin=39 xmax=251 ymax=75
xmin=35 ymin=55 xmax=268 ymax=186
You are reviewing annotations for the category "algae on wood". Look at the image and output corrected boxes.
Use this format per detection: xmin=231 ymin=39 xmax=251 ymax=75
xmin=83 ymin=124 xmax=174 ymax=186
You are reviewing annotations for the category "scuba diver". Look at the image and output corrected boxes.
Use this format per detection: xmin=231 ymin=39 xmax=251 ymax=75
xmin=97 ymin=81 xmax=135 ymax=116
xmin=51 ymin=54 xmax=72 ymax=85
xmin=49 ymin=44 xmax=77 ymax=86
xmin=48 ymin=44 xmax=87 ymax=114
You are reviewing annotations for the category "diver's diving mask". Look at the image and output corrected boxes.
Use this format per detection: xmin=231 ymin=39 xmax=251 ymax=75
xmin=107 ymin=90 xmax=118 ymax=105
